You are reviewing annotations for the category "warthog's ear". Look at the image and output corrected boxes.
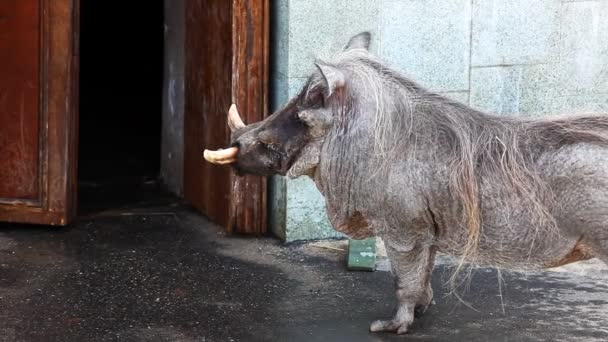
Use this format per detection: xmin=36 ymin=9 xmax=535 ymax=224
xmin=344 ymin=31 xmax=371 ymax=51
xmin=315 ymin=63 xmax=345 ymax=99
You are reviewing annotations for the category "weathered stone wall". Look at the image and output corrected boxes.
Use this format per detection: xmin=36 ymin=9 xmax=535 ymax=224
xmin=270 ymin=0 xmax=608 ymax=241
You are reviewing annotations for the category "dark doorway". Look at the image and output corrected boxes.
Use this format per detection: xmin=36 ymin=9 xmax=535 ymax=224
xmin=78 ymin=1 xmax=165 ymax=213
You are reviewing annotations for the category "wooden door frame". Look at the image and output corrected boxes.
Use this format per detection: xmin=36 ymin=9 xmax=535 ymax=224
xmin=0 ymin=0 xmax=79 ymax=225
xmin=184 ymin=0 xmax=269 ymax=235
xmin=229 ymin=0 xmax=269 ymax=235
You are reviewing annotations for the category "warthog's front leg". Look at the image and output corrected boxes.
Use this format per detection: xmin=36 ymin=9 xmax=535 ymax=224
xmin=370 ymin=243 xmax=435 ymax=334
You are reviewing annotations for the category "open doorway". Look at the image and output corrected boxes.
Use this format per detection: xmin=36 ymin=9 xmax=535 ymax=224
xmin=0 ymin=0 xmax=268 ymax=229
xmin=78 ymin=1 xmax=165 ymax=214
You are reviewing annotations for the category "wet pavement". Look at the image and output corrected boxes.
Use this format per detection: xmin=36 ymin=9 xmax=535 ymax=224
xmin=0 ymin=193 xmax=607 ymax=341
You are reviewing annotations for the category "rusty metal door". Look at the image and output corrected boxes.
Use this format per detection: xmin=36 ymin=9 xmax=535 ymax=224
xmin=0 ymin=0 xmax=79 ymax=225
xmin=184 ymin=0 xmax=269 ymax=234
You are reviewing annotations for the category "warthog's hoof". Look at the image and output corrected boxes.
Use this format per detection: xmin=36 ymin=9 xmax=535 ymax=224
xmin=369 ymin=319 xmax=411 ymax=335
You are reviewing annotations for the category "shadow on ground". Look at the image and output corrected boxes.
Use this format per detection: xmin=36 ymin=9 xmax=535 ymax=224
xmin=0 ymin=193 xmax=607 ymax=342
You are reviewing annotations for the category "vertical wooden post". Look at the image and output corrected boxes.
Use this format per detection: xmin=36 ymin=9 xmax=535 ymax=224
xmin=229 ymin=0 xmax=269 ymax=235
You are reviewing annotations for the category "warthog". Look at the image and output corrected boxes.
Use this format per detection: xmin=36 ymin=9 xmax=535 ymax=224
xmin=204 ymin=32 xmax=608 ymax=334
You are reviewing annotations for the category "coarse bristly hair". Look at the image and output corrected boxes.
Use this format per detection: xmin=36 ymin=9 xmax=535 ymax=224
xmin=315 ymin=47 xmax=608 ymax=271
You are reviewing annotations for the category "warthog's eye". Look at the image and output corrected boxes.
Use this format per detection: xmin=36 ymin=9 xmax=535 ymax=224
xmin=261 ymin=142 xmax=282 ymax=159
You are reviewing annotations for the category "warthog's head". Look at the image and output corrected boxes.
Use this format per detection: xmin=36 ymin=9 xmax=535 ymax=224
xmin=204 ymin=32 xmax=372 ymax=178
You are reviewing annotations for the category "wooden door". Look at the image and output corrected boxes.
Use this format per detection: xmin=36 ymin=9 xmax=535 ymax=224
xmin=184 ymin=0 xmax=269 ymax=234
xmin=0 ymin=0 xmax=79 ymax=225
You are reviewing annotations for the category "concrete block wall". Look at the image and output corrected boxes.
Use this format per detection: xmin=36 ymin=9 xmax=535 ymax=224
xmin=270 ymin=0 xmax=608 ymax=241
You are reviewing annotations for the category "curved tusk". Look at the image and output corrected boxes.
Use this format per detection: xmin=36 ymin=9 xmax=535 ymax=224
xmin=203 ymin=147 xmax=239 ymax=165
xmin=227 ymin=104 xmax=246 ymax=132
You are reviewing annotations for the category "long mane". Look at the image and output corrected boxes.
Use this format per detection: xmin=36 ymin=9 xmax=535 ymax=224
xmin=320 ymin=49 xmax=608 ymax=262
